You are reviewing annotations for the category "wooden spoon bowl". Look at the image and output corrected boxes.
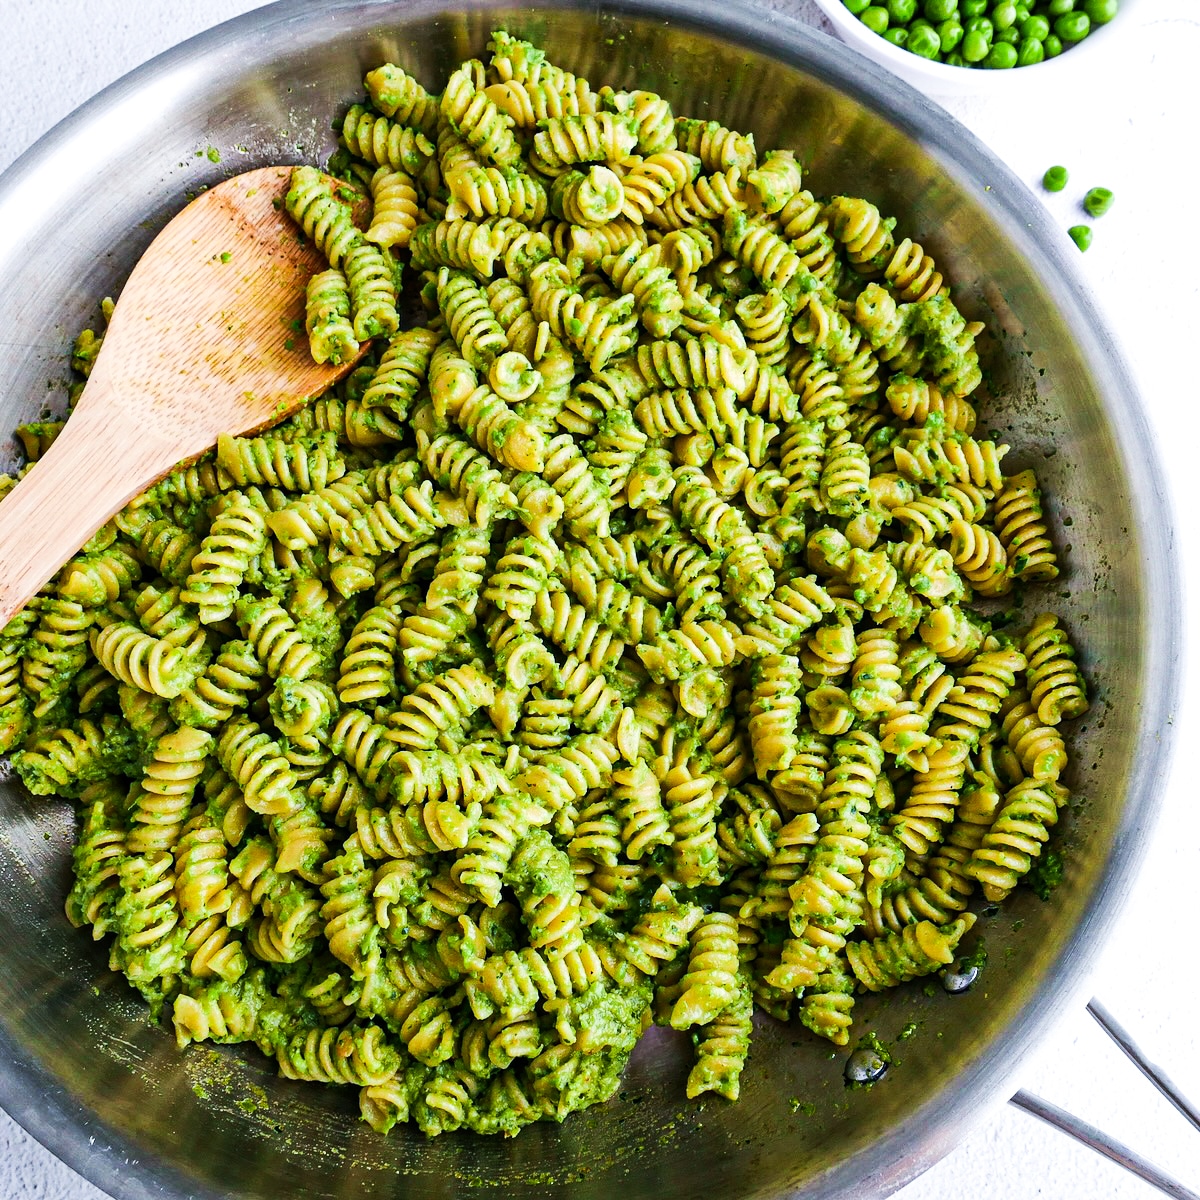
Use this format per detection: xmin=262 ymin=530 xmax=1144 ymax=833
xmin=0 ymin=165 xmax=363 ymax=626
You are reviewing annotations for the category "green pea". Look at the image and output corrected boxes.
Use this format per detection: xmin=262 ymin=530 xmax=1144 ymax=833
xmin=1083 ymin=186 xmax=1113 ymax=216
xmin=1014 ymin=3 xmax=1030 ymax=19
xmin=908 ymin=23 xmax=943 ymax=55
xmin=1055 ymin=10 xmax=1090 ymax=39
xmin=993 ymin=2 xmax=1018 ymax=29
xmin=939 ymin=18 xmax=965 ymax=49
xmin=1047 ymin=0 xmax=1074 ymax=12
xmin=962 ymin=28 xmax=991 ymax=58
xmin=861 ymin=5 xmax=891 ymax=31
xmin=964 ymin=14 xmax=994 ymax=36
xmin=924 ymin=0 xmax=958 ymax=20
xmin=1021 ymin=14 xmax=1050 ymax=38
xmin=962 ymin=0 xmax=988 ymax=15
xmin=1044 ymin=32 xmax=1063 ymax=55
xmin=1068 ymin=224 xmax=1092 ymax=252
xmin=1083 ymin=0 xmax=1118 ymax=22
xmin=945 ymin=50 xmax=967 ymax=64
xmin=984 ymin=40 xmax=1019 ymax=66
xmin=1042 ymin=165 xmax=1069 ymax=191
xmin=1017 ymin=36 xmax=1045 ymax=64
xmin=996 ymin=25 xmax=1020 ymax=43
xmin=844 ymin=0 xmax=872 ymax=14
xmin=888 ymin=0 xmax=918 ymax=21
xmin=883 ymin=26 xmax=910 ymax=44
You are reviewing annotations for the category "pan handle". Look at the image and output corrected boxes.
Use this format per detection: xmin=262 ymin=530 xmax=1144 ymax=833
xmin=1086 ymin=998 xmax=1200 ymax=1135
xmin=1007 ymin=998 xmax=1200 ymax=1200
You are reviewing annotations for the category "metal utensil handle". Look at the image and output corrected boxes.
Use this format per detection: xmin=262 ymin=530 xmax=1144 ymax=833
xmin=1008 ymin=997 xmax=1200 ymax=1200
xmin=1087 ymin=998 xmax=1200 ymax=1135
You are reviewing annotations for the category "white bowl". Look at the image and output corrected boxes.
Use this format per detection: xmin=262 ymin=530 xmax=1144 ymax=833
xmin=812 ymin=0 xmax=1141 ymax=95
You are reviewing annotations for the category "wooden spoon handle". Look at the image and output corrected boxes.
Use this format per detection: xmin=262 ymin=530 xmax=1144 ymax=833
xmin=0 ymin=384 xmax=178 ymax=627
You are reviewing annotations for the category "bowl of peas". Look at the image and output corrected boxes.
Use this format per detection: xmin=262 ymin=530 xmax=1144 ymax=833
xmin=813 ymin=0 xmax=1133 ymax=93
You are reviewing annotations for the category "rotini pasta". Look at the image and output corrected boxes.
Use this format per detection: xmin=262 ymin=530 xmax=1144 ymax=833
xmin=11 ymin=32 xmax=1095 ymax=1149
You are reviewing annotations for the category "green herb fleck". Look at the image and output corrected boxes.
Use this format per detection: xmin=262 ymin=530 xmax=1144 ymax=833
xmin=1029 ymin=850 xmax=1064 ymax=900
xmin=959 ymin=940 xmax=988 ymax=975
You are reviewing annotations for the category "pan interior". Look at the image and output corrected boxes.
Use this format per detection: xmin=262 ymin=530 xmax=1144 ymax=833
xmin=0 ymin=5 xmax=1168 ymax=1200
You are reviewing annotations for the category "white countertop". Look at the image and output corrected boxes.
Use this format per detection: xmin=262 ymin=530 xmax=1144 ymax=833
xmin=2 ymin=2 xmax=1198 ymax=1196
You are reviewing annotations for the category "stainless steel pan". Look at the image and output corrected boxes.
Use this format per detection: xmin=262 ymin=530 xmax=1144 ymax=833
xmin=0 ymin=3 xmax=1180 ymax=1197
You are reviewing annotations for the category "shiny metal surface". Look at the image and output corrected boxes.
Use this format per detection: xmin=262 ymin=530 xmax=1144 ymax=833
xmin=0 ymin=3 xmax=1179 ymax=1198
xmin=1010 ymin=1091 xmax=1200 ymax=1200
xmin=1003 ymin=998 xmax=1200 ymax=1199
xmin=1087 ymin=1000 xmax=1200 ymax=1138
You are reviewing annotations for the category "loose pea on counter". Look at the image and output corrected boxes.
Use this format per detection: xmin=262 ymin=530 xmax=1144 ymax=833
xmin=1083 ymin=186 xmax=1114 ymax=216
xmin=1042 ymin=165 xmax=1069 ymax=192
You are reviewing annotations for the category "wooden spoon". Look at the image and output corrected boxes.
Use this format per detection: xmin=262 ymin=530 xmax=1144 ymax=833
xmin=0 ymin=165 xmax=365 ymax=627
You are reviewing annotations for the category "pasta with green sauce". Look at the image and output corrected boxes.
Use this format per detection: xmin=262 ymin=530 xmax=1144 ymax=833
xmin=0 ymin=32 xmax=1090 ymax=1139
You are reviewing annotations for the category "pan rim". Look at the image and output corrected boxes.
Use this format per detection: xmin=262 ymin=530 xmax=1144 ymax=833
xmin=0 ymin=2 xmax=1181 ymax=1198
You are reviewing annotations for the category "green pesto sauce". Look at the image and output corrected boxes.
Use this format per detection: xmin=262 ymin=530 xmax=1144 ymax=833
xmin=909 ymin=295 xmax=972 ymax=377
xmin=555 ymin=1044 xmax=630 ymax=1113
xmin=1029 ymin=851 xmax=1064 ymax=901
xmin=568 ymin=978 xmax=653 ymax=1054
xmin=507 ymin=829 xmax=574 ymax=900
xmin=14 ymin=719 xmax=137 ymax=797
